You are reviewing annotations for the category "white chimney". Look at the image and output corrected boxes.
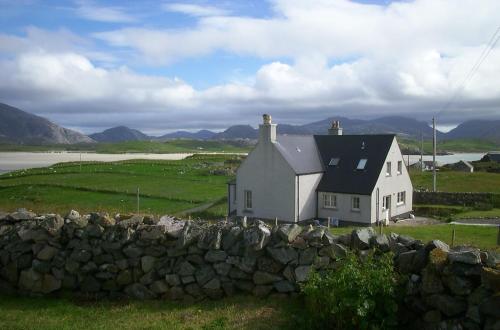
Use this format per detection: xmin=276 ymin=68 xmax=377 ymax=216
xmin=259 ymin=114 xmax=277 ymax=143
xmin=328 ymin=120 xmax=343 ymax=135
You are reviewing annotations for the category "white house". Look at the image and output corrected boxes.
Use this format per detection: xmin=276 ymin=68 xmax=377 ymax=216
xmin=228 ymin=114 xmax=413 ymax=225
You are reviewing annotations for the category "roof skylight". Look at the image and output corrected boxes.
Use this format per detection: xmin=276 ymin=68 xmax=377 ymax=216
xmin=329 ymin=158 xmax=340 ymax=166
xmin=356 ymin=159 xmax=368 ymax=170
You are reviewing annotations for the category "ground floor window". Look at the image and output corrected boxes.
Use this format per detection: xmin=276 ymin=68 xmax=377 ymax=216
xmin=323 ymin=193 xmax=337 ymax=209
xmin=397 ymin=191 xmax=406 ymax=205
xmin=351 ymin=196 xmax=360 ymax=210
xmin=244 ymin=190 xmax=252 ymax=210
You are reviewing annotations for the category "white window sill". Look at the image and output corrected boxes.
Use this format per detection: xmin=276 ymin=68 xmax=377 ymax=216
xmin=323 ymin=206 xmax=337 ymax=210
xmin=351 ymin=208 xmax=360 ymax=213
xmin=396 ymin=202 xmax=405 ymax=207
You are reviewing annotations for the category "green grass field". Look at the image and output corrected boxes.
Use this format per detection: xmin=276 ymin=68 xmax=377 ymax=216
xmin=0 ymin=295 xmax=301 ymax=330
xmin=399 ymin=138 xmax=500 ymax=153
xmin=0 ymin=155 xmax=240 ymax=217
xmin=410 ymin=170 xmax=500 ymax=193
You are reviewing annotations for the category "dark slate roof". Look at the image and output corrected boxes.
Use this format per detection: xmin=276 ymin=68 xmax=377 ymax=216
xmin=275 ymin=135 xmax=323 ymax=174
xmin=314 ymin=134 xmax=395 ymax=195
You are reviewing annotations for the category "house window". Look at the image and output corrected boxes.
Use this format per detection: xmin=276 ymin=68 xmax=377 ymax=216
xmin=329 ymin=158 xmax=340 ymax=166
xmin=397 ymin=191 xmax=406 ymax=205
xmin=386 ymin=162 xmax=392 ymax=176
xmin=244 ymin=190 xmax=252 ymax=210
xmin=397 ymin=161 xmax=402 ymax=175
xmin=323 ymin=193 xmax=337 ymax=209
xmin=352 ymin=196 xmax=360 ymax=211
xmin=356 ymin=159 xmax=368 ymax=170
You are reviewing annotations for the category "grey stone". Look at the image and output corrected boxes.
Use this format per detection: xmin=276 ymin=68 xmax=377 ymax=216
xmin=116 ymin=270 xmax=133 ymax=286
xmin=158 ymin=216 xmax=185 ymax=238
xmin=65 ymin=260 xmax=80 ymax=274
xmin=397 ymin=250 xmax=417 ymax=274
xmin=177 ymin=261 xmax=196 ymax=277
xmin=140 ymin=225 xmax=167 ymax=240
xmin=118 ymin=215 xmax=144 ymax=228
xmin=71 ymin=249 xmax=92 ymax=263
xmin=299 ymin=248 xmax=317 ymax=265
xmin=17 ymin=228 xmax=49 ymax=242
xmin=9 ymin=209 xmax=36 ymax=222
xmin=81 ymin=261 xmax=97 ymax=273
xmin=294 ymin=265 xmax=312 ymax=282
xmin=203 ymin=278 xmax=221 ymax=290
xmin=274 ymin=280 xmax=295 ymax=293
xmin=421 ymin=267 xmax=444 ymax=294
xmin=150 ymin=280 xmax=168 ymax=294
xmin=18 ymin=268 xmax=42 ymax=291
xmin=351 ymin=228 xmax=375 ymax=250
xmin=123 ymin=245 xmax=143 ymax=258
xmin=32 ymin=259 xmax=51 ymax=273
xmin=479 ymin=295 xmax=500 ymax=318
xmin=423 ymin=310 xmax=441 ymax=323
xmin=165 ymin=274 xmax=181 ymax=286
xmin=229 ymin=268 xmax=251 ymax=280
xmin=277 ymin=224 xmax=302 ymax=243
xmin=39 ymin=215 xmax=64 ymax=236
xmin=266 ymin=247 xmax=298 ymax=265
xmin=81 ymin=276 xmax=101 ymax=292
xmin=426 ymin=240 xmax=450 ymax=253
xmin=448 ymin=246 xmax=481 ymax=265
xmin=140 ymin=271 xmax=156 ymax=285
xmin=283 ymin=265 xmax=295 ymax=282
xmin=253 ymin=271 xmax=283 ymax=285
xmin=425 ymin=294 xmax=467 ymax=317
xmin=222 ymin=226 xmax=243 ymax=249
xmin=205 ymin=250 xmax=227 ymax=263
xmin=243 ymin=221 xmax=271 ymax=251
xmin=198 ymin=226 xmax=222 ymax=250
xmin=319 ymin=243 xmax=348 ymax=260
xmin=481 ymin=267 xmax=500 ymax=292
xmin=185 ymin=283 xmax=204 ymax=298
xmin=443 ymin=273 xmax=472 ymax=296
xmin=253 ymin=285 xmax=273 ymax=297
xmin=66 ymin=210 xmax=80 ymax=222
xmin=257 ymin=256 xmax=283 ymax=274
xmin=86 ymin=224 xmax=104 ymax=238
xmin=398 ymin=235 xmax=417 ymax=247
xmin=141 ymin=256 xmax=156 ymax=273
xmin=195 ymin=265 xmax=215 ymax=286
xmin=305 ymin=227 xmax=325 ymax=243
xmin=181 ymin=276 xmax=195 ymax=284
xmin=36 ymin=245 xmax=58 ymax=261
xmin=234 ymin=280 xmax=254 ymax=293
xmin=125 ymin=283 xmax=155 ymax=300
xmin=95 ymin=213 xmax=115 ymax=227
xmin=371 ymin=234 xmax=390 ymax=252
xmin=168 ymin=286 xmax=184 ymax=300
xmin=213 ymin=262 xmax=231 ymax=276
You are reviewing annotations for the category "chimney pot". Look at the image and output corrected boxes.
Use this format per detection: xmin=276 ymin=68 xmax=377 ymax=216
xmin=328 ymin=120 xmax=343 ymax=135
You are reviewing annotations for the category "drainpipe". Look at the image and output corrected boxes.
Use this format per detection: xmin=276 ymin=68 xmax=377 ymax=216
xmin=376 ymin=188 xmax=379 ymax=225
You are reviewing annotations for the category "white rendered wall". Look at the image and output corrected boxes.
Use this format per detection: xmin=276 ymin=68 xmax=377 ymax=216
xmin=318 ymin=193 xmax=372 ymax=224
xmin=371 ymin=137 xmax=414 ymax=222
xmin=235 ymin=139 xmax=296 ymax=222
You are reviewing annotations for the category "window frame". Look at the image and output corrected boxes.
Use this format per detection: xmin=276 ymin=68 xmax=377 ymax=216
xmin=351 ymin=196 xmax=360 ymax=211
xmin=397 ymin=191 xmax=406 ymax=205
xmin=386 ymin=161 xmax=392 ymax=176
xmin=397 ymin=160 xmax=402 ymax=175
xmin=323 ymin=193 xmax=337 ymax=209
xmin=244 ymin=190 xmax=253 ymax=210
xmin=328 ymin=158 xmax=340 ymax=167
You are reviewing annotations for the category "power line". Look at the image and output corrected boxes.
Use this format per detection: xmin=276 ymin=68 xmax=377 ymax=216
xmin=436 ymin=25 xmax=500 ymax=118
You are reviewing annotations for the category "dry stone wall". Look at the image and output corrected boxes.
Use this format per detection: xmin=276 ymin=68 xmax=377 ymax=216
xmin=0 ymin=209 xmax=499 ymax=329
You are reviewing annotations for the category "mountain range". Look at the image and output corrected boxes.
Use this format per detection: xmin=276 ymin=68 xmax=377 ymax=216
xmin=1 ymin=102 xmax=499 ymax=144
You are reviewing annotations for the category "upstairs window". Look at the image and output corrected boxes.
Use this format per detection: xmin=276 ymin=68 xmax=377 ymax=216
xmin=352 ymin=196 xmax=360 ymax=210
xmin=323 ymin=193 xmax=337 ymax=209
xmin=386 ymin=162 xmax=392 ymax=176
xmin=397 ymin=161 xmax=402 ymax=175
xmin=356 ymin=159 xmax=367 ymax=170
xmin=244 ymin=190 xmax=252 ymax=210
xmin=397 ymin=191 xmax=406 ymax=205
xmin=329 ymin=158 xmax=340 ymax=166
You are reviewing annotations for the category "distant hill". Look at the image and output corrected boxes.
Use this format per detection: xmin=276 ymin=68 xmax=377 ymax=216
xmin=0 ymin=103 xmax=94 ymax=144
xmin=159 ymin=129 xmax=216 ymax=140
xmin=90 ymin=126 xmax=150 ymax=143
xmin=443 ymin=120 xmax=500 ymax=142
xmin=212 ymin=125 xmax=259 ymax=140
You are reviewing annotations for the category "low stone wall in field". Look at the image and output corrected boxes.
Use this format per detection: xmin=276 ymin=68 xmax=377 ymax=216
xmin=413 ymin=191 xmax=498 ymax=207
xmin=0 ymin=209 xmax=499 ymax=329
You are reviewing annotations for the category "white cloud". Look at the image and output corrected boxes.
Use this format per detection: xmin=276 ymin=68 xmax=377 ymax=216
xmin=162 ymin=3 xmax=229 ymax=17
xmin=75 ymin=0 xmax=136 ymax=23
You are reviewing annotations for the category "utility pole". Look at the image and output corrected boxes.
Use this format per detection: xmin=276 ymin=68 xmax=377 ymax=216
xmin=432 ymin=117 xmax=437 ymax=192
xmin=420 ymin=132 xmax=424 ymax=172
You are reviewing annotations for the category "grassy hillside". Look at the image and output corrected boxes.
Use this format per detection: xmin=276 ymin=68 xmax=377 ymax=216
xmin=399 ymin=138 xmax=500 ymax=154
xmin=0 ymin=140 xmax=252 ymax=154
xmin=0 ymin=155 xmax=241 ymax=217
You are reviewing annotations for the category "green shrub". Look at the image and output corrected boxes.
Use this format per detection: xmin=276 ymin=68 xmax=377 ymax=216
xmin=413 ymin=205 xmax=465 ymax=218
xmin=473 ymin=202 xmax=493 ymax=211
xmin=301 ymin=251 xmax=399 ymax=330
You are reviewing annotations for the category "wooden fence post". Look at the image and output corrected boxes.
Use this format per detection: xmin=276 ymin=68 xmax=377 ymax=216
xmin=497 ymin=225 xmax=500 ymax=246
xmin=451 ymin=229 xmax=456 ymax=248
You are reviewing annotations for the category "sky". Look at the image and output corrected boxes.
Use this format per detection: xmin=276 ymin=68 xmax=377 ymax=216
xmin=0 ymin=0 xmax=499 ymax=135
